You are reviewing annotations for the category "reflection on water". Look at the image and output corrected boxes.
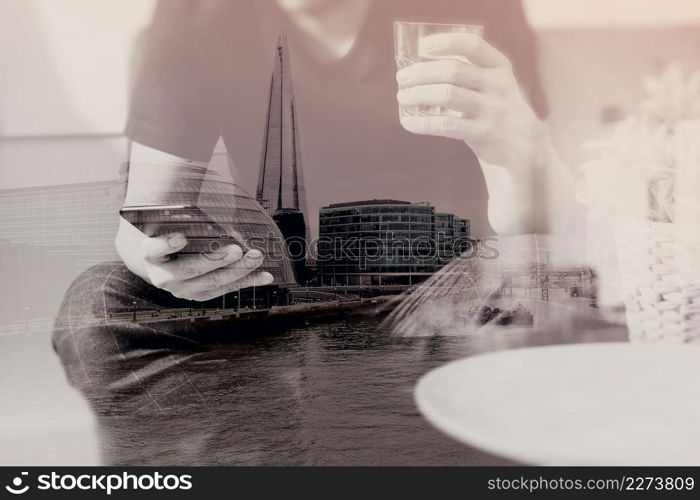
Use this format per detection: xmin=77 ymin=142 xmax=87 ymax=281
xmin=70 ymin=317 xmax=510 ymax=466
xmin=55 ymin=310 xmax=624 ymax=466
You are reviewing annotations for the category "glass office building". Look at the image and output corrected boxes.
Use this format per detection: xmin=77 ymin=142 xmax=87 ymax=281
xmin=318 ymin=199 xmax=470 ymax=286
xmin=256 ymin=34 xmax=310 ymax=283
xmin=0 ymin=180 xmax=124 ymax=322
xmin=435 ymin=212 xmax=471 ymax=266
xmin=0 ymin=180 xmax=123 ymax=267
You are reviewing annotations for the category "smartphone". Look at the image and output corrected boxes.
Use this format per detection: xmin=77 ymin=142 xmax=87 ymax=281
xmin=119 ymin=205 xmax=246 ymax=261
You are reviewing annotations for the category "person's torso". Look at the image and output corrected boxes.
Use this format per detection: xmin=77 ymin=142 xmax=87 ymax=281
xmin=202 ymin=0 xmax=520 ymax=237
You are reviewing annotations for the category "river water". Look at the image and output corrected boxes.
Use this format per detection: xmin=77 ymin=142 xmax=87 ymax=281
xmin=86 ymin=316 xmax=516 ymax=466
xmin=3 ymin=297 xmax=624 ymax=466
xmin=3 ymin=315 xmax=509 ymax=465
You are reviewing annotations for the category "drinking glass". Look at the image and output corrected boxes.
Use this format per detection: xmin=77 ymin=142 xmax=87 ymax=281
xmin=394 ymin=22 xmax=484 ymax=118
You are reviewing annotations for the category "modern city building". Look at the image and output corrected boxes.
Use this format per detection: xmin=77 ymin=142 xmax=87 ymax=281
xmin=1 ymin=144 xmax=298 ymax=318
xmin=317 ymin=199 xmax=471 ymax=286
xmin=435 ymin=212 xmax=471 ymax=266
xmin=256 ymin=33 xmax=309 ymax=282
xmin=0 ymin=179 xmax=124 ymax=322
xmin=0 ymin=180 xmax=123 ymax=267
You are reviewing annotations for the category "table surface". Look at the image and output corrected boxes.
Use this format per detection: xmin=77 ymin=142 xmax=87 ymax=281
xmin=415 ymin=341 xmax=700 ymax=465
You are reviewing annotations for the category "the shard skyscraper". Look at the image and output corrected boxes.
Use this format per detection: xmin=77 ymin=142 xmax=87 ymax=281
xmin=256 ymin=33 xmax=309 ymax=282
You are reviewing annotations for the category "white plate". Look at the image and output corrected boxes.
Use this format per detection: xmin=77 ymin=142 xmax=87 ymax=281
xmin=415 ymin=342 xmax=700 ymax=465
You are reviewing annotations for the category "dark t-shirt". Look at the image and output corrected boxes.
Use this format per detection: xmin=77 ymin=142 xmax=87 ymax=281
xmin=125 ymin=0 xmax=546 ymax=237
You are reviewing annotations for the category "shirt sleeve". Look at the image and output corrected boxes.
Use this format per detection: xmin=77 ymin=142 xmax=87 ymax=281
xmin=125 ymin=0 xmax=222 ymax=162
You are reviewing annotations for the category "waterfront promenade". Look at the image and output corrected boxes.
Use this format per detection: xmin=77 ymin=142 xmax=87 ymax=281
xmin=0 ymin=291 xmax=402 ymax=337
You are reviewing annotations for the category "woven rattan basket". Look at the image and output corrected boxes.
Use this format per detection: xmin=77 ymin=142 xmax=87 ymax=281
xmin=616 ymin=219 xmax=700 ymax=343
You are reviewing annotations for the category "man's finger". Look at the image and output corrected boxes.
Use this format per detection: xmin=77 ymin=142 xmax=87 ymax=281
xmin=397 ymin=84 xmax=490 ymax=117
xmin=189 ymin=271 xmax=275 ymax=302
xmin=419 ymin=33 xmax=508 ymax=68
xmin=173 ymin=249 xmax=265 ymax=298
xmin=148 ymin=244 xmax=244 ymax=284
xmin=142 ymin=233 xmax=187 ymax=263
xmin=400 ymin=115 xmax=489 ymax=142
xmin=397 ymin=59 xmax=488 ymax=91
